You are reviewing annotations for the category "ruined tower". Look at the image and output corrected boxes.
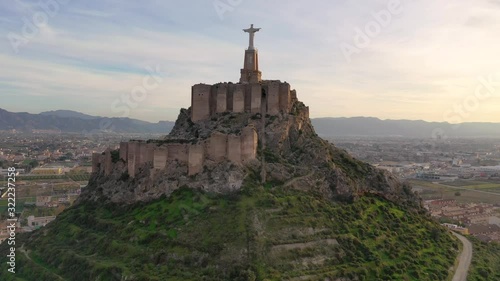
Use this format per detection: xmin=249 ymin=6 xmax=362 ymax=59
xmin=94 ymin=25 xmax=301 ymax=179
xmin=190 ymin=24 xmax=294 ymax=123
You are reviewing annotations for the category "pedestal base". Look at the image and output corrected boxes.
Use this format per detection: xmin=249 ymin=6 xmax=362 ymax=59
xmin=240 ymin=49 xmax=262 ymax=83
xmin=239 ymin=69 xmax=262 ymax=84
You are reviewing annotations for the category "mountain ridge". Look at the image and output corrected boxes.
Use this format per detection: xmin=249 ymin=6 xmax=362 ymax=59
xmin=313 ymin=117 xmax=500 ymax=137
xmin=0 ymin=108 xmax=174 ymax=134
xmin=39 ymin=110 xmax=99 ymax=120
xmin=2 ymin=108 xmax=499 ymax=137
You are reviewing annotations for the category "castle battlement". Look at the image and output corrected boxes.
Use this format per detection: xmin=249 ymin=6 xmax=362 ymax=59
xmin=92 ymin=125 xmax=258 ymax=178
xmin=92 ymin=24 xmax=301 ymax=180
xmin=190 ymin=24 xmax=297 ymax=122
xmin=191 ymin=80 xmax=293 ymax=122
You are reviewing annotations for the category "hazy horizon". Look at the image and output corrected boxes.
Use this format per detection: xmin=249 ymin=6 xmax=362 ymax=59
xmin=1 ymin=0 xmax=500 ymax=123
xmin=5 ymin=107 xmax=500 ymax=125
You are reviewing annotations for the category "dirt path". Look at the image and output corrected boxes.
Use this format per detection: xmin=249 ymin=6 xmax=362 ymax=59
xmin=20 ymin=244 xmax=66 ymax=280
xmin=451 ymin=232 xmax=473 ymax=281
xmin=284 ymin=171 xmax=315 ymax=187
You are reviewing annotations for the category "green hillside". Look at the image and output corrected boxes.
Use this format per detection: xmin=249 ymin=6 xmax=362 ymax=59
xmin=0 ymin=184 xmax=459 ymax=281
xmin=468 ymin=237 xmax=500 ymax=281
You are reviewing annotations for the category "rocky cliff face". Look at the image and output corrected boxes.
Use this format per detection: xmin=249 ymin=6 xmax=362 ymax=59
xmin=80 ymin=99 xmax=421 ymax=210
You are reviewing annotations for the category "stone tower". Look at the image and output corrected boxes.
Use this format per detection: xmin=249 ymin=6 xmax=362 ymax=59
xmin=189 ymin=24 xmax=293 ymax=123
xmin=240 ymin=24 xmax=262 ymax=84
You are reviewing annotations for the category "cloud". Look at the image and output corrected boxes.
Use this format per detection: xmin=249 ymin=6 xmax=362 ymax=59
xmin=69 ymin=9 xmax=114 ymax=18
xmin=0 ymin=0 xmax=499 ymax=123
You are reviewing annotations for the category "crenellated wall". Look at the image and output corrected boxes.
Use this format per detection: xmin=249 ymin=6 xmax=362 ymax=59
xmin=216 ymin=83 xmax=228 ymax=113
xmin=92 ymin=125 xmax=259 ymax=178
xmin=91 ymin=150 xmax=113 ymax=176
xmin=250 ymin=84 xmax=262 ymax=113
xmin=233 ymin=84 xmax=245 ymax=113
xmin=191 ymin=84 xmax=212 ymax=122
xmin=153 ymin=147 xmax=168 ymax=170
xmin=127 ymin=142 xmax=139 ymax=177
xmin=208 ymin=132 xmax=228 ymax=162
xmin=241 ymin=126 xmax=258 ymax=162
xmin=191 ymin=81 xmax=293 ymax=122
xmin=167 ymin=143 xmax=188 ymax=163
xmin=92 ymin=153 xmax=101 ymax=172
xmin=119 ymin=142 xmax=128 ymax=161
xmin=188 ymin=144 xmax=204 ymax=176
xmin=279 ymin=83 xmax=291 ymax=112
xmin=267 ymin=81 xmax=280 ymax=115
xmin=103 ymin=148 xmax=112 ymax=176
xmin=227 ymin=135 xmax=242 ymax=163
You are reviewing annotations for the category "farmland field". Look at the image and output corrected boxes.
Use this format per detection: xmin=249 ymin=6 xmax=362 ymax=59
xmin=440 ymin=181 xmax=500 ymax=194
xmin=0 ymin=197 xmax=34 ymax=214
xmin=410 ymin=179 xmax=500 ymax=204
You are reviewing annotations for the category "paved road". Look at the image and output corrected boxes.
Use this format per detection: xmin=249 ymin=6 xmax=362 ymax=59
xmin=452 ymin=232 xmax=473 ymax=281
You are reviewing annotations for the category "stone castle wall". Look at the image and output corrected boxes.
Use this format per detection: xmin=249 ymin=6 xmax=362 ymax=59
xmin=191 ymin=81 xmax=292 ymax=122
xmin=191 ymin=84 xmax=212 ymax=122
xmin=153 ymin=147 xmax=168 ymax=170
xmin=92 ymin=125 xmax=259 ymax=178
xmin=188 ymin=144 xmax=204 ymax=176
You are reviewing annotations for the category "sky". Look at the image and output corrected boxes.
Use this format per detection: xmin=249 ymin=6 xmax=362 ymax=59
xmin=1 ymin=0 xmax=500 ymax=123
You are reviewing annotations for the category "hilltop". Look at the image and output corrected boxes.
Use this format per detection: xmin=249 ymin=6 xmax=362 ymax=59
xmin=0 ymin=85 xmax=460 ymax=281
xmin=81 ymin=101 xmax=423 ymax=209
xmin=0 ymin=25 xmax=463 ymax=281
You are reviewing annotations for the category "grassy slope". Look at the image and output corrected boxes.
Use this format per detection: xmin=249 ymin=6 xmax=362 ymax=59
xmin=468 ymin=237 xmax=500 ymax=281
xmin=0 ymin=185 xmax=459 ymax=281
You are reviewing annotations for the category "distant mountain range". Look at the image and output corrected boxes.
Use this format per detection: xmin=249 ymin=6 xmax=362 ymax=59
xmin=40 ymin=110 xmax=99 ymax=120
xmin=1 ymin=108 xmax=500 ymax=137
xmin=0 ymin=108 xmax=174 ymax=134
xmin=312 ymin=117 xmax=500 ymax=137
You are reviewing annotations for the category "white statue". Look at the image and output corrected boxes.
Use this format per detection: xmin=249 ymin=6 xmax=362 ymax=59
xmin=243 ymin=24 xmax=261 ymax=50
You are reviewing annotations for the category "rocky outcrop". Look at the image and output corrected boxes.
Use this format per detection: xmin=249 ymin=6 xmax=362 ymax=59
xmin=80 ymin=98 xmax=421 ymax=211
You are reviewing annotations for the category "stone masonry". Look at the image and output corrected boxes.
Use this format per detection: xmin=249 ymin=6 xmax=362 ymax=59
xmin=92 ymin=125 xmax=258 ymax=178
xmin=190 ymin=25 xmax=295 ymax=122
xmin=93 ymin=25 xmax=301 ymax=180
xmin=191 ymin=81 xmax=293 ymax=122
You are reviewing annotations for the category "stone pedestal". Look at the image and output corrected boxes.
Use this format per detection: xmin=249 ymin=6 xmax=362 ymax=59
xmin=240 ymin=49 xmax=262 ymax=83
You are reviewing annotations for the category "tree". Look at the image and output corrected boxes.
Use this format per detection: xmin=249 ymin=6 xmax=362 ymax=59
xmin=430 ymin=227 xmax=441 ymax=241
xmin=455 ymin=191 xmax=461 ymax=196
xmin=28 ymin=159 xmax=39 ymax=169
xmin=22 ymin=159 xmax=39 ymax=171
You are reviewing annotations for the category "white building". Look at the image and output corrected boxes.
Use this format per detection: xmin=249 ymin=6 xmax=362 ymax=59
xmin=27 ymin=216 xmax=56 ymax=229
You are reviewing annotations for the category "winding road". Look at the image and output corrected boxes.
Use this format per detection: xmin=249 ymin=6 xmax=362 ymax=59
xmin=451 ymin=232 xmax=473 ymax=281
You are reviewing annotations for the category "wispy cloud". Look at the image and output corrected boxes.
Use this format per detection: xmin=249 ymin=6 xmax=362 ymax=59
xmin=69 ymin=8 xmax=114 ymax=18
xmin=0 ymin=0 xmax=499 ymax=123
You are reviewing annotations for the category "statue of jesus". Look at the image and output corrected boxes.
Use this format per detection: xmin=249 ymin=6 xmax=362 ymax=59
xmin=243 ymin=24 xmax=261 ymax=50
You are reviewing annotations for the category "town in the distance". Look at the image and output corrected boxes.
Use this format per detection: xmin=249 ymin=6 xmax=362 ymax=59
xmin=1 ymin=127 xmax=499 ymax=244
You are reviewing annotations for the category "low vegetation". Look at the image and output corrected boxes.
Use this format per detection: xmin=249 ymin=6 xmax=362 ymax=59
xmin=468 ymin=237 xmax=500 ymax=281
xmin=0 ymin=183 xmax=459 ymax=281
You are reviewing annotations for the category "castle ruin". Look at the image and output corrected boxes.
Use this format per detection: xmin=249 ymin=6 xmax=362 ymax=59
xmin=92 ymin=24 xmax=302 ymax=178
